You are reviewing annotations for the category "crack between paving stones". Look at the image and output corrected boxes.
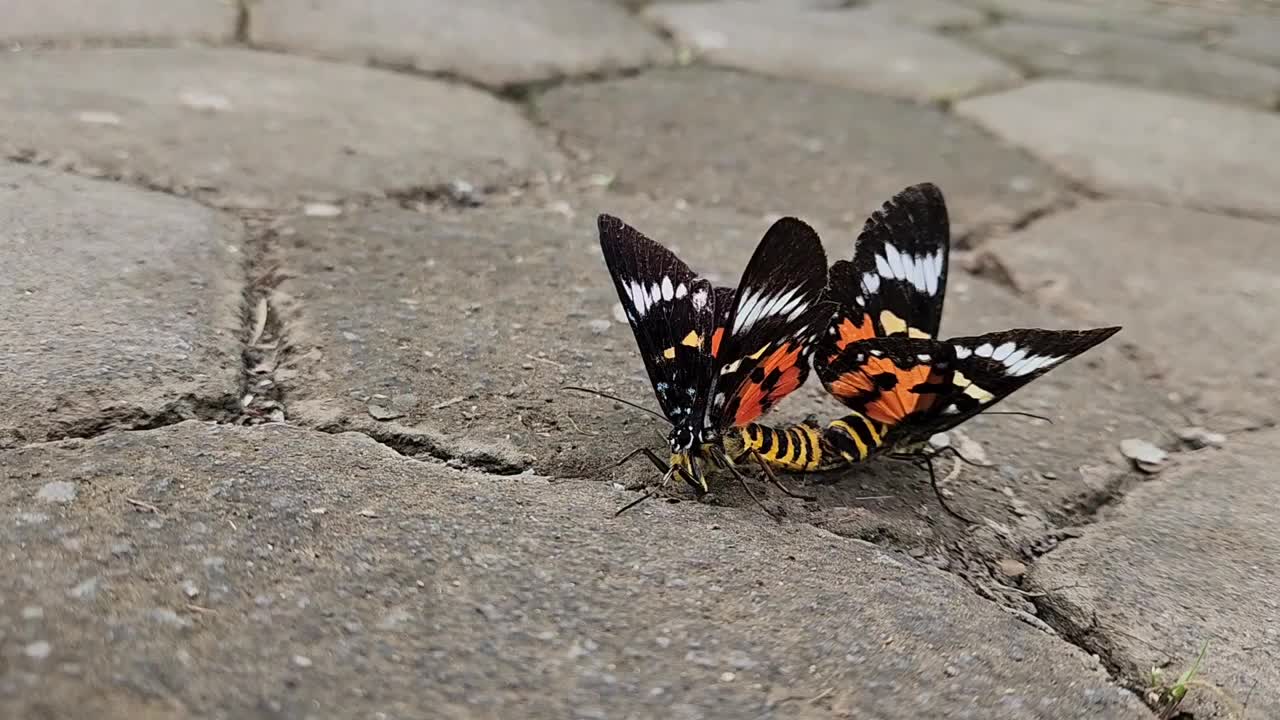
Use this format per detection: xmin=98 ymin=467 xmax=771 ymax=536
xmin=310 ymin=420 xmax=533 ymax=476
xmin=235 ymin=217 xmax=291 ymax=426
xmin=233 ymin=0 xmax=251 ymax=44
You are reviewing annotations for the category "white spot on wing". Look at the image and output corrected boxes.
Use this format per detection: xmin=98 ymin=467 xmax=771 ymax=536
xmin=675 ymin=282 xmax=688 ymax=299
xmin=661 ymin=276 xmax=674 ymax=301
xmin=992 ymin=341 xmax=1017 ymax=362
xmin=861 ymin=272 xmax=881 ymax=295
xmin=974 ymin=343 xmax=994 ymax=358
xmin=953 ymin=345 xmax=972 ymax=359
xmin=691 ymin=288 xmax=709 ymax=310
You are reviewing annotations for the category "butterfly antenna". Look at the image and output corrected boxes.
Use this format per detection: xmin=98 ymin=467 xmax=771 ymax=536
xmin=981 ymin=410 xmax=1054 ymax=425
xmin=562 ymin=385 xmax=671 ymax=424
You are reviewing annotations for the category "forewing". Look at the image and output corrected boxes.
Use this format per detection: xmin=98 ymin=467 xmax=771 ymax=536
xmin=710 ymin=217 xmax=831 ymax=429
xmin=817 ymin=327 xmax=1122 ymax=443
xmin=598 ymin=214 xmax=716 ymax=424
xmin=822 ymin=183 xmax=950 ymax=364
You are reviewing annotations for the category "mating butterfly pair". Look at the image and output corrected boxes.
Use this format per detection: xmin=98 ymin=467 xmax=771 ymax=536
xmin=589 ymin=183 xmax=1119 ymax=519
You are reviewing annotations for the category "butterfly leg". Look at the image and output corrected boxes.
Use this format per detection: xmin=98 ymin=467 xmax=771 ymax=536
xmin=612 ymin=448 xmax=700 ymax=517
xmin=919 ymin=453 xmax=977 ymax=525
xmin=750 ymin=453 xmax=817 ymax=502
xmin=713 ymin=449 xmax=782 ymax=523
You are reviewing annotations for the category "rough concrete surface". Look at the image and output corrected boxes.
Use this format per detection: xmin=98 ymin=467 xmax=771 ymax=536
xmin=1030 ymin=432 xmax=1280 ymax=720
xmin=249 ymin=0 xmax=670 ymax=88
xmin=955 ymin=79 xmax=1280 ymax=218
xmin=965 ymin=22 xmax=1280 ymax=108
xmin=0 ymin=48 xmax=564 ymax=209
xmin=6 ymin=1 xmax=1280 ymax=717
xmin=0 ymin=162 xmax=244 ymax=448
xmin=536 ymin=67 xmax=1066 ymax=235
xmin=0 ymin=422 xmax=1154 ymax=720
xmin=271 ymin=197 xmax=1175 ymax=562
xmin=643 ymin=2 xmax=1021 ymax=101
xmin=989 ymin=200 xmax=1280 ymax=427
xmin=0 ymin=0 xmax=239 ymax=45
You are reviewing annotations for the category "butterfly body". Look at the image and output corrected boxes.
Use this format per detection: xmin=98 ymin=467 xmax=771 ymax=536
xmin=597 ymin=213 xmax=831 ymax=499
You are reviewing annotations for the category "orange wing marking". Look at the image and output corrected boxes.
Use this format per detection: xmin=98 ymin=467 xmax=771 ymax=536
xmin=731 ymin=343 xmax=805 ymax=426
xmin=829 ymin=356 xmax=946 ymax=427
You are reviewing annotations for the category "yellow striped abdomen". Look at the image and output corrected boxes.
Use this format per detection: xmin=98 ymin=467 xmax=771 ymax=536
xmin=822 ymin=412 xmax=888 ymax=464
xmin=729 ymin=423 xmax=825 ymax=471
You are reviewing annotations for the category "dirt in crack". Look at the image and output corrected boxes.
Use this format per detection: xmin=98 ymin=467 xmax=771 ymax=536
xmin=237 ymin=221 xmax=290 ymax=426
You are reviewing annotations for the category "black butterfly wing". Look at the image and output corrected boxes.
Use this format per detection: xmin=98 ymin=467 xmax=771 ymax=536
xmin=818 ymin=327 xmax=1121 ymax=446
xmin=598 ymin=214 xmax=717 ymax=425
xmin=821 ymin=183 xmax=950 ymax=367
xmin=708 ymin=217 xmax=831 ymax=430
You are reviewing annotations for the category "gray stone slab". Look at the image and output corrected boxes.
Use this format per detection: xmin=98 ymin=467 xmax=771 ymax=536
xmin=0 ymin=0 xmax=238 ymax=45
xmin=965 ymin=22 xmax=1280 ymax=109
xmin=954 ymin=0 xmax=1221 ymax=38
xmin=0 ymin=162 xmax=243 ymax=447
xmin=0 ymin=421 xmax=1153 ymax=719
xmin=249 ymin=0 xmax=670 ymax=88
xmin=1213 ymin=17 xmax=1280 ymax=67
xmin=273 ymin=197 xmax=1174 ymax=557
xmin=0 ymin=48 xmax=564 ymax=209
xmin=955 ymin=79 xmax=1280 ymax=218
xmin=536 ymin=67 xmax=1066 ymax=234
xmin=1030 ymin=432 xmax=1280 ymax=719
xmin=642 ymin=2 xmax=1021 ymax=101
xmin=989 ymin=201 xmax=1280 ymax=427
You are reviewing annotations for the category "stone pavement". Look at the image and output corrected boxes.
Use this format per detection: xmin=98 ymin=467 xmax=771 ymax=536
xmin=1 ymin=1 xmax=1277 ymax=718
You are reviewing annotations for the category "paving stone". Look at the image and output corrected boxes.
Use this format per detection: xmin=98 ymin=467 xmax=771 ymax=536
xmin=249 ymin=0 xmax=669 ymax=88
xmin=0 ymin=0 xmax=238 ymax=45
xmin=0 ymin=163 xmax=243 ymax=448
xmin=1030 ymin=432 xmax=1280 ymax=719
xmin=989 ymin=201 xmax=1280 ymax=427
xmin=0 ymin=421 xmax=1154 ymax=719
xmin=0 ymin=48 xmax=563 ymax=209
xmin=536 ymin=67 xmax=1065 ymax=234
xmin=1212 ymin=17 xmax=1280 ymax=67
xmin=274 ymin=196 xmax=1174 ymax=556
xmin=953 ymin=0 xmax=1221 ymax=38
xmin=643 ymin=2 xmax=1021 ymax=101
xmin=955 ymin=79 xmax=1280 ymax=218
xmin=966 ymin=22 xmax=1280 ymax=108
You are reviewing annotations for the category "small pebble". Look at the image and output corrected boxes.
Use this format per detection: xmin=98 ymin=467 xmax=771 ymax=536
xmin=1119 ymin=438 xmax=1167 ymax=473
xmin=24 ymin=641 xmax=52 ymax=660
xmin=588 ymin=319 xmax=612 ymax=335
xmin=36 ymin=481 xmax=77 ymax=504
xmin=68 ymin=577 xmax=99 ymax=600
xmin=21 ymin=606 xmax=44 ymax=620
xmin=720 ymin=672 xmax=736 ymax=682
xmin=302 ymin=202 xmax=342 ymax=218
xmin=183 ymin=581 xmax=200 ymax=599
xmin=293 ymin=655 xmax=313 ymax=668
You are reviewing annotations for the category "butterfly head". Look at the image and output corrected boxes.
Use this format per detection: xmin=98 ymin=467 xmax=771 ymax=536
xmin=667 ymin=421 xmax=703 ymax=455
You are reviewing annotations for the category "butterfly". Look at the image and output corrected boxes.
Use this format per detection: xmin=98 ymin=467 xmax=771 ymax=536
xmin=812 ymin=182 xmax=1121 ymax=520
xmin=581 ymin=212 xmax=833 ymax=515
